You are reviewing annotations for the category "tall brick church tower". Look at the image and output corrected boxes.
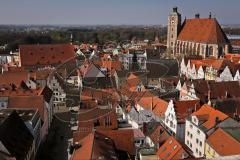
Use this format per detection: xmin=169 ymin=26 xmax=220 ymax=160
xmin=167 ymin=7 xmax=182 ymax=53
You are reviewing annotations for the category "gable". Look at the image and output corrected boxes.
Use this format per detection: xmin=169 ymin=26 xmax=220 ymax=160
xmin=84 ymin=65 xmax=106 ymax=78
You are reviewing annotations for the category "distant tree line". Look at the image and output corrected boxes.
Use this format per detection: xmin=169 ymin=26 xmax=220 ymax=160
xmin=0 ymin=26 xmax=167 ymax=52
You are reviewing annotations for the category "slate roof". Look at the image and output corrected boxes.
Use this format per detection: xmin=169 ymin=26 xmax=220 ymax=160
xmin=215 ymin=98 xmax=240 ymax=118
xmin=0 ymin=111 xmax=34 ymax=160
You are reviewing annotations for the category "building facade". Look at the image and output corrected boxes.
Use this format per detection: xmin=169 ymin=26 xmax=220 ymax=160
xmin=167 ymin=7 xmax=230 ymax=58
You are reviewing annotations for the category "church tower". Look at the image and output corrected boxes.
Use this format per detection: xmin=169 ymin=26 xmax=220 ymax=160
xmin=167 ymin=7 xmax=182 ymax=53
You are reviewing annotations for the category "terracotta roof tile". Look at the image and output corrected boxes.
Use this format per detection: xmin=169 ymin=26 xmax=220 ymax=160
xmin=156 ymin=136 xmax=188 ymax=160
xmin=0 ymin=71 xmax=29 ymax=87
xmin=8 ymin=95 xmax=45 ymax=120
xmin=207 ymin=128 xmax=240 ymax=156
xmin=97 ymin=129 xmax=136 ymax=155
xmin=19 ymin=44 xmax=76 ymax=66
xmin=192 ymin=104 xmax=228 ymax=130
xmin=178 ymin=18 xmax=229 ymax=44
xmin=71 ymin=131 xmax=118 ymax=160
xmin=174 ymin=100 xmax=200 ymax=122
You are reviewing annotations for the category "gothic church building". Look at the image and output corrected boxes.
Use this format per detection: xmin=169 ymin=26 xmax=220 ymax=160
xmin=167 ymin=7 xmax=230 ymax=58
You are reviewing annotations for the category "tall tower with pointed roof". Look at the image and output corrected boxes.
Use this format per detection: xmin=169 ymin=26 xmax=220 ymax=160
xmin=167 ymin=7 xmax=182 ymax=53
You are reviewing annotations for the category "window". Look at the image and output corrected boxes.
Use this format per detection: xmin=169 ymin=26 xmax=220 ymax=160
xmin=196 ymin=148 xmax=198 ymax=153
xmin=187 ymin=140 xmax=189 ymax=145
xmin=199 ymin=152 xmax=202 ymax=156
xmin=199 ymin=141 xmax=202 ymax=147
xmin=190 ymin=143 xmax=192 ymax=148
xmin=196 ymin=138 xmax=199 ymax=144
xmin=190 ymin=134 xmax=193 ymax=139
xmin=187 ymin=131 xmax=190 ymax=136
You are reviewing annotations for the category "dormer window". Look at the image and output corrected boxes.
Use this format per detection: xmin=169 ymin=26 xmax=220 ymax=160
xmin=193 ymin=117 xmax=196 ymax=123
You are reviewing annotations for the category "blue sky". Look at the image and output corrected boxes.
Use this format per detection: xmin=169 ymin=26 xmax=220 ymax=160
xmin=0 ymin=0 xmax=239 ymax=25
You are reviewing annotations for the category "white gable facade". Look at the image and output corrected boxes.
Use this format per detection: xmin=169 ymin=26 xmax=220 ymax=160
xmin=219 ymin=66 xmax=233 ymax=81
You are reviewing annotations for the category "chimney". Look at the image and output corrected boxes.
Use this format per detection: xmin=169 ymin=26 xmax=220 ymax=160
xmin=173 ymin=7 xmax=178 ymax=12
xmin=69 ymin=142 xmax=81 ymax=155
xmin=215 ymin=117 xmax=220 ymax=125
xmin=209 ymin=12 xmax=212 ymax=19
xmin=195 ymin=13 xmax=200 ymax=19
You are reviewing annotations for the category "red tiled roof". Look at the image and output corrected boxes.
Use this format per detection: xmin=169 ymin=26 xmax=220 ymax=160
xmin=207 ymin=128 xmax=240 ymax=156
xmin=192 ymin=104 xmax=228 ymax=130
xmin=97 ymin=129 xmax=136 ymax=155
xmin=19 ymin=44 xmax=76 ymax=66
xmin=0 ymin=71 xmax=29 ymax=87
xmin=8 ymin=95 xmax=45 ymax=120
xmin=190 ymin=59 xmax=232 ymax=71
xmin=147 ymin=124 xmax=170 ymax=146
xmin=71 ymin=131 xmax=118 ymax=160
xmin=174 ymin=100 xmax=200 ymax=122
xmin=81 ymin=88 xmax=120 ymax=102
xmin=93 ymin=60 xmax=122 ymax=71
xmin=178 ymin=18 xmax=228 ymax=44
xmin=156 ymin=136 xmax=188 ymax=160
xmin=137 ymin=91 xmax=168 ymax=117
xmin=71 ymin=133 xmax=94 ymax=160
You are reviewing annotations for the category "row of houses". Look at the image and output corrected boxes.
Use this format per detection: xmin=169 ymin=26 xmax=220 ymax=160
xmin=0 ymin=44 xmax=78 ymax=160
xmin=122 ymin=73 xmax=240 ymax=159
xmin=180 ymin=55 xmax=240 ymax=81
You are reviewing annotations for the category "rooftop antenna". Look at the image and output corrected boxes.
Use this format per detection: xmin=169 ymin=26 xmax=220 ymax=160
xmin=209 ymin=12 xmax=212 ymax=19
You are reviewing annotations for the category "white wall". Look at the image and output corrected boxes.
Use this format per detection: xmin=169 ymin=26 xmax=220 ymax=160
xmin=185 ymin=118 xmax=206 ymax=158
